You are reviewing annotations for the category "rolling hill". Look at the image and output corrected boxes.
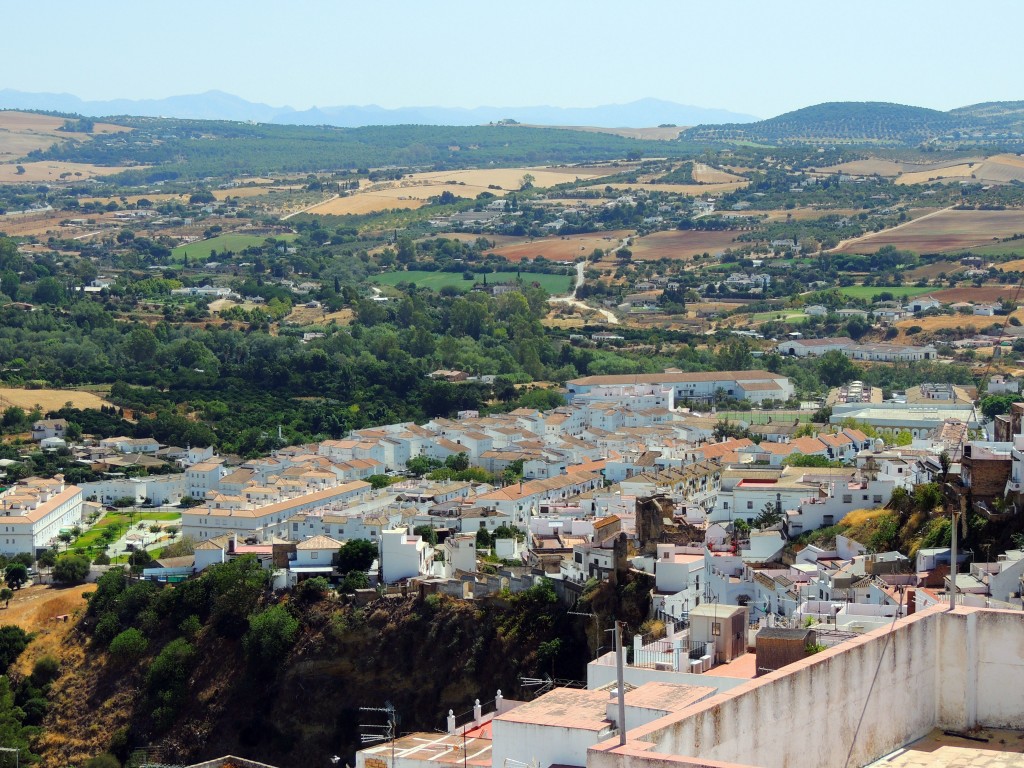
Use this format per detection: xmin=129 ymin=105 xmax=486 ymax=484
xmin=681 ymin=100 xmax=1024 ymax=146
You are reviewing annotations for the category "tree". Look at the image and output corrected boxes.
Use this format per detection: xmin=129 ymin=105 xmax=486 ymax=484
xmin=939 ymin=450 xmax=952 ymax=483
xmin=53 ymin=554 xmax=90 ymax=583
xmin=109 ymin=628 xmax=149 ymax=666
xmin=893 ymin=429 xmax=913 ymax=447
xmin=339 ymin=570 xmax=369 ymax=593
xmin=367 ymin=474 xmax=393 ymax=490
xmin=337 ymin=539 xmax=377 ymax=574
xmin=32 ymin=277 xmax=65 ymax=305
xmin=782 ymin=454 xmax=840 ymax=468
xmin=475 ymin=529 xmax=493 ymax=548
xmin=754 ymin=502 xmax=783 ymax=531
xmin=444 ymin=452 xmax=470 ymax=472
xmin=36 ymin=549 xmax=57 ymax=569
xmin=243 ymin=604 xmax=299 ymax=669
xmin=5 ymin=563 xmax=28 ymax=590
xmin=406 ymin=455 xmax=443 ymax=477
xmin=816 ymin=350 xmax=859 ymax=387
xmin=414 ymin=525 xmax=437 ymax=546
xmin=0 ymin=588 xmax=11 ymax=608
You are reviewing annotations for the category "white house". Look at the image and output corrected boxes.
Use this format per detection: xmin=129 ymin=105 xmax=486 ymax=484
xmin=380 ymin=526 xmax=434 ymax=583
xmin=32 ymin=419 xmax=68 ymax=442
xmin=291 ymin=534 xmax=342 ymax=578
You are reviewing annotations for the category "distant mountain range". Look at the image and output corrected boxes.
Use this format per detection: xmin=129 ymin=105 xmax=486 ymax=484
xmin=0 ymin=89 xmax=757 ymax=128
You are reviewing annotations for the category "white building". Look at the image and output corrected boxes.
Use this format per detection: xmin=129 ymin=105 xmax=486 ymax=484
xmin=0 ymin=476 xmax=83 ymax=555
xmin=566 ymin=371 xmax=794 ymax=406
xmin=380 ymin=526 xmax=434 ymax=583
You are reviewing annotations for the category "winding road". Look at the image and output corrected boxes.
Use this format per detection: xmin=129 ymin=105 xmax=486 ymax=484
xmin=548 ymin=261 xmax=619 ymax=324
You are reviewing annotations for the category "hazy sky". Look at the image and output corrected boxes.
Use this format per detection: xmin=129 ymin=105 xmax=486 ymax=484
xmin=5 ymin=0 xmax=1021 ymax=118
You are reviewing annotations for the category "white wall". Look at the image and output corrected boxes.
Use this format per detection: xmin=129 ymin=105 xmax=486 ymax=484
xmin=586 ymin=607 xmax=1024 ymax=768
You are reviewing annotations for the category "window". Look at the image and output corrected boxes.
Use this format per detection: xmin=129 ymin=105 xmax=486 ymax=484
xmin=862 ymin=495 xmax=868 ymax=501
xmin=311 ymin=551 xmax=318 ymax=559
xmin=711 ymin=622 xmax=722 ymax=637
xmin=292 ymin=523 xmax=298 ymax=531
xmin=746 ymin=501 xmax=753 ymax=509
xmin=873 ymin=495 xmax=882 ymax=504
xmin=842 ymin=494 xmax=852 ymax=504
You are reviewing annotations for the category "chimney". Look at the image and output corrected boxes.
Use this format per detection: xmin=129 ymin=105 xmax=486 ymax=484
xmin=447 ymin=709 xmax=456 ymax=735
xmin=473 ymin=699 xmax=482 ymax=724
xmin=495 ymin=689 xmax=503 ymax=715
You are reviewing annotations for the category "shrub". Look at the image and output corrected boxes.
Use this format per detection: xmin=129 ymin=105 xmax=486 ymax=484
xmin=178 ymin=614 xmax=202 ymax=640
xmin=243 ymin=605 xmax=299 ymax=669
xmin=294 ymin=576 xmax=330 ymax=602
xmin=31 ymin=655 xmax=61 ymax=686
xmin=84 ymin=753 xmax=122 ymax=768
xmin=0 ymin=625 xmax=29 ymax=671
xmin=339 ymin=571 xmax=369 ymax=593
xmin=54 ymin=553 xmax=91 ymax=583
xmin=147 ymin=638 xmax=196 ymax=729
xmin=109 ymin=628 xmax=149 ymax=667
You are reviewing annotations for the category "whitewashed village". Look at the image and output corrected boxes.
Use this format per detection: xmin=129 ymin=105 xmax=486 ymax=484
xmin=3 ymin=365 xmax=1024 ymax=768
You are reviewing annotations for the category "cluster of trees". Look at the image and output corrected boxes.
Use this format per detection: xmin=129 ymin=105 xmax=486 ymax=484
xmin=35 ymin=119 xmax=687 ymax=179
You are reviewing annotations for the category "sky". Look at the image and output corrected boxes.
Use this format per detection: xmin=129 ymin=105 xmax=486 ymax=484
xmin=4 ymin=0 xmax=1022 ymax=119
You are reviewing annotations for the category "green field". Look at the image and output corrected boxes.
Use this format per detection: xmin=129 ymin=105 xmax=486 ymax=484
xmin=171 ymin=233 xmax=297 ymax=262
xmin=372 ymin=270 xmax=574 ymax=295
xmin=72 ymin=509 xmax=182 ymax=551
xmin=716 ymin=409 xmax=816 ymax=424
xmin=955 ymin=241 xmax=1024 ymax=257
xmin=749 ymin=311 xmax=809 ymax=323
xmin=838 ymin=285 xmax=935 ymax=300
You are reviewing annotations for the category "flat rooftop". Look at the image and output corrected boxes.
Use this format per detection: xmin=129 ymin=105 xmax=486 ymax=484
xmin=495 ymin=683 xmax=714 ymax=731
xmin=361 ymin=732 xmax=492 ymax=766
xmin=863 ymin=728 xmax=1024 ymax=767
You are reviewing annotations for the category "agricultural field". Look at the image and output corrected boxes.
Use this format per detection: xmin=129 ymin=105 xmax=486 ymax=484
xmin=838 ymin=286 xmax=936 ymax=300
xmin=524 ymin=124 xmax=683 ymax=140
xmin=924 ymin=286 xmax=1023 ymax=303
xmin=0 ymin=161 xmax=140 ymax=184
xmin=0 ymin=387 xmax=111 ymax=411
xmin=894 ymin=154 xmax=1024 ymax=186
xmin=630 ymin=229 xmax=740 ymax=260
xmin=759 ymin=207 xmax=861 ymax=222
xmin=589 ymin=181 xmax=748 ymax=196
xmin=0 ymin=110 xmax=129 ymax=162
xmin=372 ymin=270 xmax=574 ymax=294
xmin=305 ymin=193 xmax=428 ymax=216
xmin=690 ymin=163 xmax=746 ymax=184
xmin=967 ymin=241 xmax=1024 ymax=260
xmin=817 ymin=158 xmax=905 ymax=176
xmin=833 ymin=208 xmax=1024 ymax=255
xmin=893 ymin=312 xmax=1020 ymax=338
xmin=486 ymin=230 xmax=632 ymax=262
xmin=171 ymin=232 xmax=297 ymax=260
xmin=894 ymin=163 xmax=979 ymax=185
xmin=409 ymin=167 xmax=609 ymax=189
xmin=904 ymin=259 xmax=965 ymax=279
xmin=304 ymin=166 xmax=612 ymax=217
